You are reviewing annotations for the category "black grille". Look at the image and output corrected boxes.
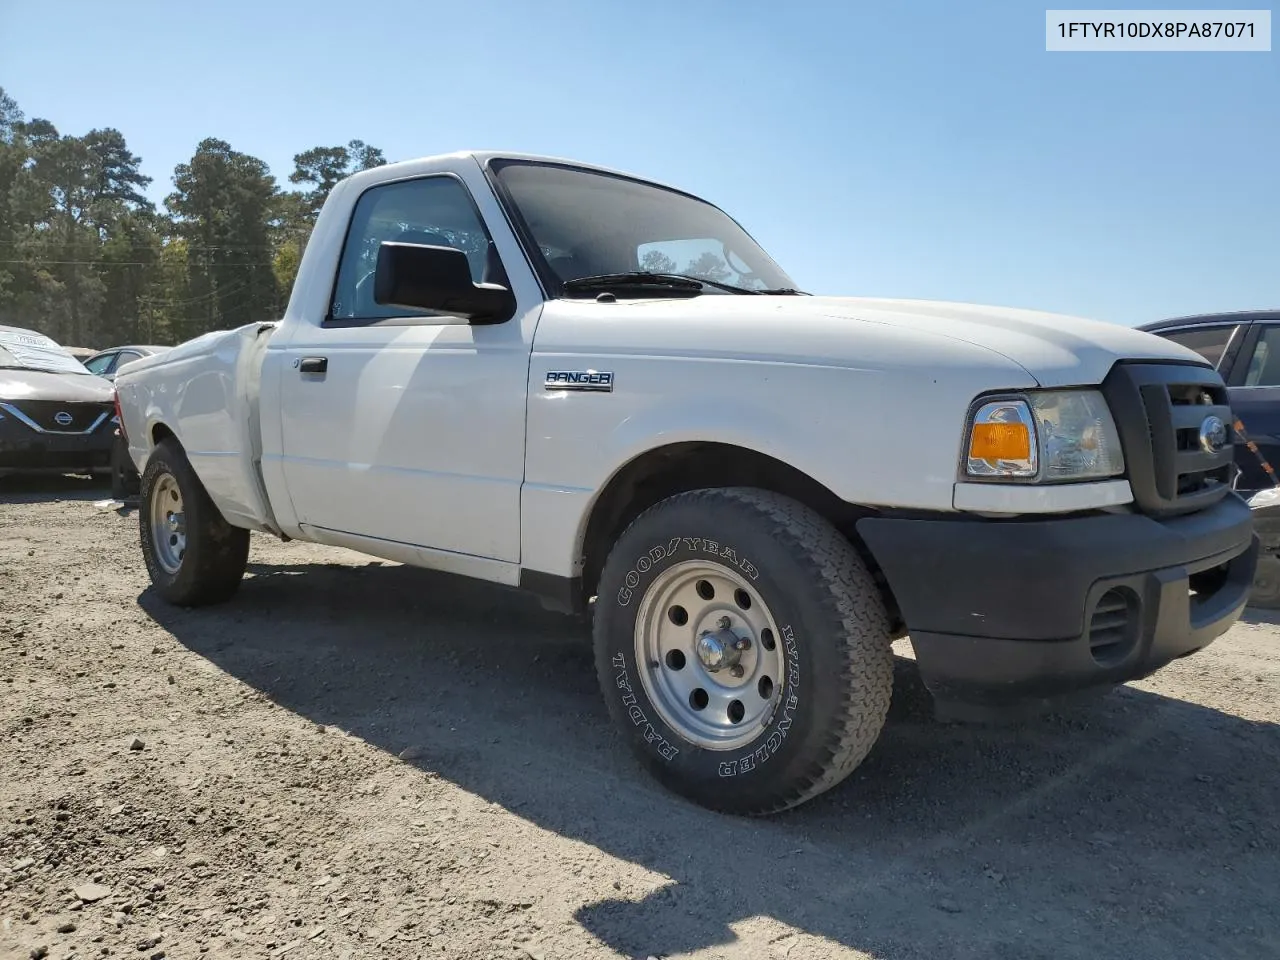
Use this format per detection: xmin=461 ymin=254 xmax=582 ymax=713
xmin=1101 ymin=362 xmax=1234 ymax=517
xmin=1088 ymin=588 xmax=1138 ymax=666
xmin=3 ymin=399 xmax=111 ymax=433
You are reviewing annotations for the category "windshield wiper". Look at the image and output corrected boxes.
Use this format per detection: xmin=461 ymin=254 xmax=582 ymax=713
xmin=562 ymin=272 xmax=780 ymax=295
xmin=561 ymin=272 xmax=706 ymax=295
xmin=561 ymin=272 xmax=807 ymax=297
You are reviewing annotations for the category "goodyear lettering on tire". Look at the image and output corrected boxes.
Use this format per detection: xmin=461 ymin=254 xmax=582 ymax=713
xmin=617 ymin=537 xmax=761 ymax=606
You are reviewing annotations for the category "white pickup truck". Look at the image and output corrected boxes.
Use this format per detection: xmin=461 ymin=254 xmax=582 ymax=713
xmin=114 ymin=151 xmax=1259 ymax=815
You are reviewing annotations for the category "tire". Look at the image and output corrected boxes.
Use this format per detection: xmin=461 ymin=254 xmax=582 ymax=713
xmin=1249 ymin=553 xmax=1280 ymax=610
xmin=139 ymin=439 xmax=250 ymax=607
xmin=110 ymin=434 xmax=140 ymax=500
xmin=593 ymin=487 xmax=894 ymax=815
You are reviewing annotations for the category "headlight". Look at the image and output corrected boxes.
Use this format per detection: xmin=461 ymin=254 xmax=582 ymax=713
xmin=964 ymin=390 xmax=1125 ymax=482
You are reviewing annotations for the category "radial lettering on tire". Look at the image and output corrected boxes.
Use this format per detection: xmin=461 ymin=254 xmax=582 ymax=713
xmin=611 ymin=652 xmax=679 ymax=760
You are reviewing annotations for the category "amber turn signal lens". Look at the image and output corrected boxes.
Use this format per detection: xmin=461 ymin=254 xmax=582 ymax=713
xmin=969 ymin=422 xmax=1031 ymax=461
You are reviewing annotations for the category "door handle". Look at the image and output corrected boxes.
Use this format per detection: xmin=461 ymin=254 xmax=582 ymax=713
xmin=299 ymin=356 xmax=328 ymax=374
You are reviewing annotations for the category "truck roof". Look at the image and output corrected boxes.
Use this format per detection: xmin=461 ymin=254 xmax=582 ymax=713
xmin=343 ymin=150 xmax=694 ymax=198
xmin=1140 ymin=309 xmax=1280 ymax=332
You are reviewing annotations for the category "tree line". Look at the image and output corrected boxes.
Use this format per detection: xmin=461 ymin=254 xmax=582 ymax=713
xmin=0 ymin=86 xmax=385 ymax=349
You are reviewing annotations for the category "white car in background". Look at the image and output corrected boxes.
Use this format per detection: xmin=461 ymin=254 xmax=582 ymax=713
xmin=0 ymin=324 xmax=117 ymax=479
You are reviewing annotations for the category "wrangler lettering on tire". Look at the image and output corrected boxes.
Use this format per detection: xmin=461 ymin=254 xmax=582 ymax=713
xmin=593 ymin=487 xmax=894 ymax=816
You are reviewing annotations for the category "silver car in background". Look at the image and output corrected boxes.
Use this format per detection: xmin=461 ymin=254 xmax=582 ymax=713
xmin=83 ymin=344 xmax=171 ymax=382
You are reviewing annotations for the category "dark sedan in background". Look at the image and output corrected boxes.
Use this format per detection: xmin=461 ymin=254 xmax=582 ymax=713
xmin=1139 ymin=309 xmax=1280 ymax=493
xmin=0 ymin=324 xmax=117 ymax=477
xmin=1141 ymin=309 xmax=1280 ymax=606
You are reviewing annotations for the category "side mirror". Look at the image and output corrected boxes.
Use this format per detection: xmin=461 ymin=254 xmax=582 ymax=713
xmin=373 ymin=242 xmax=515 ymax=324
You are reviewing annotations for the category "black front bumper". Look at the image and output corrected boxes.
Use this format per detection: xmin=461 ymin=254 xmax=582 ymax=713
xmin=0 ymin=413 xmax=114 ymax=473
xmin=857 ymin=493 xmax=1259 ymax=719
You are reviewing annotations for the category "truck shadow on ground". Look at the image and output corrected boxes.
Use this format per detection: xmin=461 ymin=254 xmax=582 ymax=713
xmin=1240 ymin=607 xmax=1280 ymax=627
xmin=0 ymin=472 xmax=110 ymax=505
xmin=140 ymin=557 xmax=1280 ymax=960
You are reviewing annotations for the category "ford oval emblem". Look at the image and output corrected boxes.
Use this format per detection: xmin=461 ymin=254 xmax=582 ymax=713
xmin=1198 ymin=415 xmax=1228 ymax=454
xmin=53 ymin=411 xmax=74 ymax=427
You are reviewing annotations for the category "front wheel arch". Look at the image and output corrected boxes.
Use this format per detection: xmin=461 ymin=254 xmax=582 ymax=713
xmin=578 ymin=442 xmax=900 ymax=629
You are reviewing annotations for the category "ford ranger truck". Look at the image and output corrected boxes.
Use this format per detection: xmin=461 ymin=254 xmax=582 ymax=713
xmin=113 ymin=151 xmax=1259 ymax=816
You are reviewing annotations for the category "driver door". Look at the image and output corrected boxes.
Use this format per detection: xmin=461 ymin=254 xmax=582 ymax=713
xmin=276 ymin=172 xmax=534 ymax=562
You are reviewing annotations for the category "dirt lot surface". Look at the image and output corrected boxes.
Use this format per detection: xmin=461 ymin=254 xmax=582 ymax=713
xmin=2 ymin=477 xmax=1279 ymax=960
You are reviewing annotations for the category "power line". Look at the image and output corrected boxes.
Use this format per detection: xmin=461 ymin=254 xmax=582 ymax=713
xmin=0 ymin=259 xmax=278 ymax=267
xmin=0 ymin=237 xmax=311 ymax=250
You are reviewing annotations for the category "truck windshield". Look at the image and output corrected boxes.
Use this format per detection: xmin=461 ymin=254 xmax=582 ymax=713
xmin=489 ymin=159 xmax=800 ymax=296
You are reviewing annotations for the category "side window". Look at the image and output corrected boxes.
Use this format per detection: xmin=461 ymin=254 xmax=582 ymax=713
xmin=115 ymin=351 xmax=142 ymax=368
xmin=637 ymin=238 xmax=766 ymax=290
xmin=84 ymin=353 xmax=116 ymax=375
xmin=1160 ymin=325 xmax=1239 ymax=368
xmin=330 ymin=176 xmax=496 ymax=322
xmin=1243 ymin=326 xmax=1280 ymax=387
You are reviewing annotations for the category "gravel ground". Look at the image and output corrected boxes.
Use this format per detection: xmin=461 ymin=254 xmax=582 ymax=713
xmin=2 ymin=475 xmax=1279 ymax=960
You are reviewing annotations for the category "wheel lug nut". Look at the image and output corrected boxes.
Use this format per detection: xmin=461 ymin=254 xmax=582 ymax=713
xmin=729 ymin=665 xmax=744 ymax=678
xmin=718 ymin=616 xmax=732 ymax=629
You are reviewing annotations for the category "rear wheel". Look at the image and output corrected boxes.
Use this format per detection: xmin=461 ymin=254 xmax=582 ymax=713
xmin=139 ymin=439 xmax=249 ymax=606
xmin=593 ymin=487 xmax=894 ymax=815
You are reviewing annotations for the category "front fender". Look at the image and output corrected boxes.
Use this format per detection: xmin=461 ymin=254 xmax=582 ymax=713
xmin=519 ymin=352 xmax=1037 ymax=579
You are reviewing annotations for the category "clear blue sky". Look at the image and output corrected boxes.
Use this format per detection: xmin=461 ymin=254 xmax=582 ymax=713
xmin=2 ymin=0 xmax=1276 ymax=325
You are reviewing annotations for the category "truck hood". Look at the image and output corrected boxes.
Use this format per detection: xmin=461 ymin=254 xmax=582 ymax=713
xmin=556 ymin=295 xmax=1204 ymax=388
xmin=0 ymin=368 xmax=115 ymax=402
xmin=811 ymin=297 xmax=1201 ymax=386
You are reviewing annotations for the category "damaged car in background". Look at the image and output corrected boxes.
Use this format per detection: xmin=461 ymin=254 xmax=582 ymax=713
xmin=0 ymin=324 xmax=117 ymax=479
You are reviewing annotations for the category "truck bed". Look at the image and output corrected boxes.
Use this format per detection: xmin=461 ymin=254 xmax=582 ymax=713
xmin=115 ymin=322 xmax=281 ymax=535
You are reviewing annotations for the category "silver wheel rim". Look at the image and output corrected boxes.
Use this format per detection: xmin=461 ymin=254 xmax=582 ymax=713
xmin=634 ymin=560 xmax=786 ymax=751
xmin=149 ymin=473 xmax=186 ymax=575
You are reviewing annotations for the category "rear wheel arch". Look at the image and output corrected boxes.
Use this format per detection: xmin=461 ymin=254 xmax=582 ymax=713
xmin=151 ymin=421 xmax=178 ymax=448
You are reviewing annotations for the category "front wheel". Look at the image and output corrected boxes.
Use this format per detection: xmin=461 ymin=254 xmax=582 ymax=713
xmin=139 ymin=439 xmax=249 ymax=606
xmin=593 ymin=488 xmax=894 ymax=815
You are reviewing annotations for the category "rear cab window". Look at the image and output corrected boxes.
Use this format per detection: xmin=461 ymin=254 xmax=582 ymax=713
xmin=637 ymin=239 xmax=768 ymax=290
